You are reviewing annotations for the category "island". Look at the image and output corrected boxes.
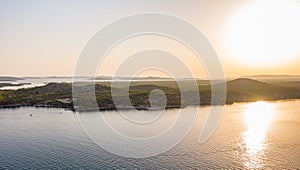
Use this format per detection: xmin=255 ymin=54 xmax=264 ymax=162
xmin=0 ymin=78 xmax=300 ymax=111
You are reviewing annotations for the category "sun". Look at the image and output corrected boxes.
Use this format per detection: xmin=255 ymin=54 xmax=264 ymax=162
xmin=225 ymin=0 xmax=300 ymax=68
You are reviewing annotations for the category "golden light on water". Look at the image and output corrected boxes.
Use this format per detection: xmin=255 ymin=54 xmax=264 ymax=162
xmin=242 ymin=101 xmax=276 ymax=169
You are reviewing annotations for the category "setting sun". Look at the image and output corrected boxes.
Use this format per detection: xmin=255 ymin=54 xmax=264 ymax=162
xmin=225 ymin=0 xmax=300 ymax=68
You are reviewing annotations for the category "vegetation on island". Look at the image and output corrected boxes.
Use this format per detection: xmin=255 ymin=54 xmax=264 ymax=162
xmin=0 ymin=78 xmax=300 ymax=111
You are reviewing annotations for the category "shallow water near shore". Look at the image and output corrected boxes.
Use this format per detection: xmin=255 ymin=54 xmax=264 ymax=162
xmin=0 ymin=100 xmax=300 ymax=169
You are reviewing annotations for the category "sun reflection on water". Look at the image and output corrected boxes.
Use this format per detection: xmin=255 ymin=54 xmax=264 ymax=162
xmin=242 ymin=101 xmax=276 ymax=169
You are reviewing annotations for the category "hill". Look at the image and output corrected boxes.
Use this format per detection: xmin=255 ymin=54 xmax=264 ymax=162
xmin=243 ymin=75 xmax=300 ymax=83
xmin=226 ymin=78 xmax=300 ymax=102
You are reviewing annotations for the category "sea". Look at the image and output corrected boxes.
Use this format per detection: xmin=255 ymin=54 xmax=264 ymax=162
xmin=0 ymin=100 xmax=299 ymax=169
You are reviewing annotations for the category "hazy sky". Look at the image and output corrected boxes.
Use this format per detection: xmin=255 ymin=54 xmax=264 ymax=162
xmin=1 ymin=0 xmax=300 ymax=77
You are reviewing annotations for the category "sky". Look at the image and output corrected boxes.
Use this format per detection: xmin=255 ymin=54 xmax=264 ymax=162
xmin=0 ymin=0 xmax=300 ymax=77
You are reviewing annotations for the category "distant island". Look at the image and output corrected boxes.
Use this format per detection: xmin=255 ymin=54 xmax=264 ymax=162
xmin=0 ymin=78 xmax=300 ymax=111
xmin=0 ymin=83 xmax=31 ymax=88
xmin=0 ymin=76 xmax=25 ymax=81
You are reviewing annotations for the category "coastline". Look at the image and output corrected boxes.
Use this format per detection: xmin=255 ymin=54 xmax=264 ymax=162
xmin=1 ymin=78 xmax=300 ymax=112
xmin=3 ymin=98 xmax=300 ymax=112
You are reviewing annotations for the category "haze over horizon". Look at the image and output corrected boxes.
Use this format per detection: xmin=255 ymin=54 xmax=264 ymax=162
xmin=1 ymin=0 xmax=300 ymax=77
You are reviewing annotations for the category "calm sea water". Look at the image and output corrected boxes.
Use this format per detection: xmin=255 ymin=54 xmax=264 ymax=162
xmin=0 ymin=100 xmax=299 ymax=169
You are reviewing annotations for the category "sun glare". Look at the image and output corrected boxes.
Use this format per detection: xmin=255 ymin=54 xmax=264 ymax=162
xmin=225 ymin=0 xmax=300 ymax=67
xmin=242 ymin=101 xmax=276 ymax=169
